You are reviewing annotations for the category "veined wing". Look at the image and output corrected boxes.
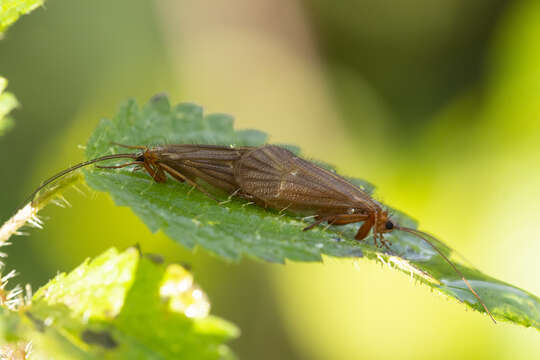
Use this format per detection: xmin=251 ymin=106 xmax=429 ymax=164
xmin=234 ymin=145 xmax=374 ymax=213
xmin=160 ymin=144 xmax=251 ymax=161
xmin=158 ymin=145 xmax=252 ymax=193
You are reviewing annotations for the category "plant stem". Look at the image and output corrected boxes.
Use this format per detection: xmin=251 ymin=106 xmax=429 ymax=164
xmin=0 ymin=173 xmax=82 ymax=245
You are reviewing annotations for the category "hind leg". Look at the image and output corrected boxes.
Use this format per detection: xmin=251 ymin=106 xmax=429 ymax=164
xmin=158 ymin=163 xmax=218 ymax=201
xmin=303 ymin=214 xmax=369 ymax=232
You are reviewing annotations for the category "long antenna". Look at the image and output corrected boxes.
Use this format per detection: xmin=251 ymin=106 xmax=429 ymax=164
xmin=397 ymin=226 xmax=496 ymax=324
xmin=22 ymin=153 xmax=141 ymax=206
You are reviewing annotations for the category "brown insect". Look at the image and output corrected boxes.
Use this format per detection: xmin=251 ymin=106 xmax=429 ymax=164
xmin=234 ymin=145 xmax=389 ymax=242
xmin=24 ymin=143 xmax=496 ymax=323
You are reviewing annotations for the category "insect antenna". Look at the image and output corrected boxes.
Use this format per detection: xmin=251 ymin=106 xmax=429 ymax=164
xmin=396 ymin=226 xmax=496 ymax=324
xmin=22 ymin=153 xmax=141 ymax=206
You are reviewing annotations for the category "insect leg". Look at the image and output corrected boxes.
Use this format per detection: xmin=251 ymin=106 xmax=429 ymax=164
xmin=302 ymin=216 xmax=330 ymax=231
xmin=354 ymin=214 xmax=374 ymax=241
xmin=379 ymin=233 xmax=392 ymax=248
xmin=304 ymin=213 xmax=370 ymax=232
xmin=158 ymin=163 xmax=219 ymax=202
xmin=142 ymin=162 xmax=166 ymax=183
xmin=155 ymin=165 xmax=167 ymax=183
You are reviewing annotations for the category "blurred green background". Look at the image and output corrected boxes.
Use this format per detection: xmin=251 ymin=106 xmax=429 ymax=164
xmin=1 ymin=0 xmax=540 ymax=358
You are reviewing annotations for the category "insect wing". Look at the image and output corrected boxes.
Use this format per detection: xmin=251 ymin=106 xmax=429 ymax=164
xmin=158 ymin=145 xmax=252 ymax=193
xmin=234 ymin=145 xmax=373 ymax=214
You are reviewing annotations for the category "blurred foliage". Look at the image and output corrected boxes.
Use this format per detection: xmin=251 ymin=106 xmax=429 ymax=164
xmin=0 ymin=247 xmax=238 ymax=359
xmin=84 ymin=96 xmax=540 ymax=329
xmin=0 ymin=0 xmax=43 ymax=35
xmin=0 ymin=76 xmax=17 ymax=136
xmin=0 ymin=0 xmax=43 ymax=135
xmin=303 ymin=0 xmax=510 ymax=134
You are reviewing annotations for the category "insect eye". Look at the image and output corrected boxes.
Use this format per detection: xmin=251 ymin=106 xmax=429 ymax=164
xmin=385 ymin=221 xmax=394 ymax=230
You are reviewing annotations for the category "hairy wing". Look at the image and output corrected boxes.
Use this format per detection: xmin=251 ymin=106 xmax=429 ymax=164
xmin=235 ymin=145 xmax=372 ymax=213
xmin=159 ymin=145 xmax=252 ymax=193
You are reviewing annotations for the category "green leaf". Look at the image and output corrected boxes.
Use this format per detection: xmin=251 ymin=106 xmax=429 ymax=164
xmin=0 ymin=0 xmax=43 ymax=35
xmin=84 ymin=96 xmax=540 ymax=331
xmin=0 ymin=247 xmax=238 ymax=359
xmin=0 ymin=77 xmax=18 ymax=136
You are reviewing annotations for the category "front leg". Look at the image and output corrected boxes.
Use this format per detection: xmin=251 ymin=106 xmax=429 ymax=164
xmin=143 ymin=162 xmax=167 ymax=183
